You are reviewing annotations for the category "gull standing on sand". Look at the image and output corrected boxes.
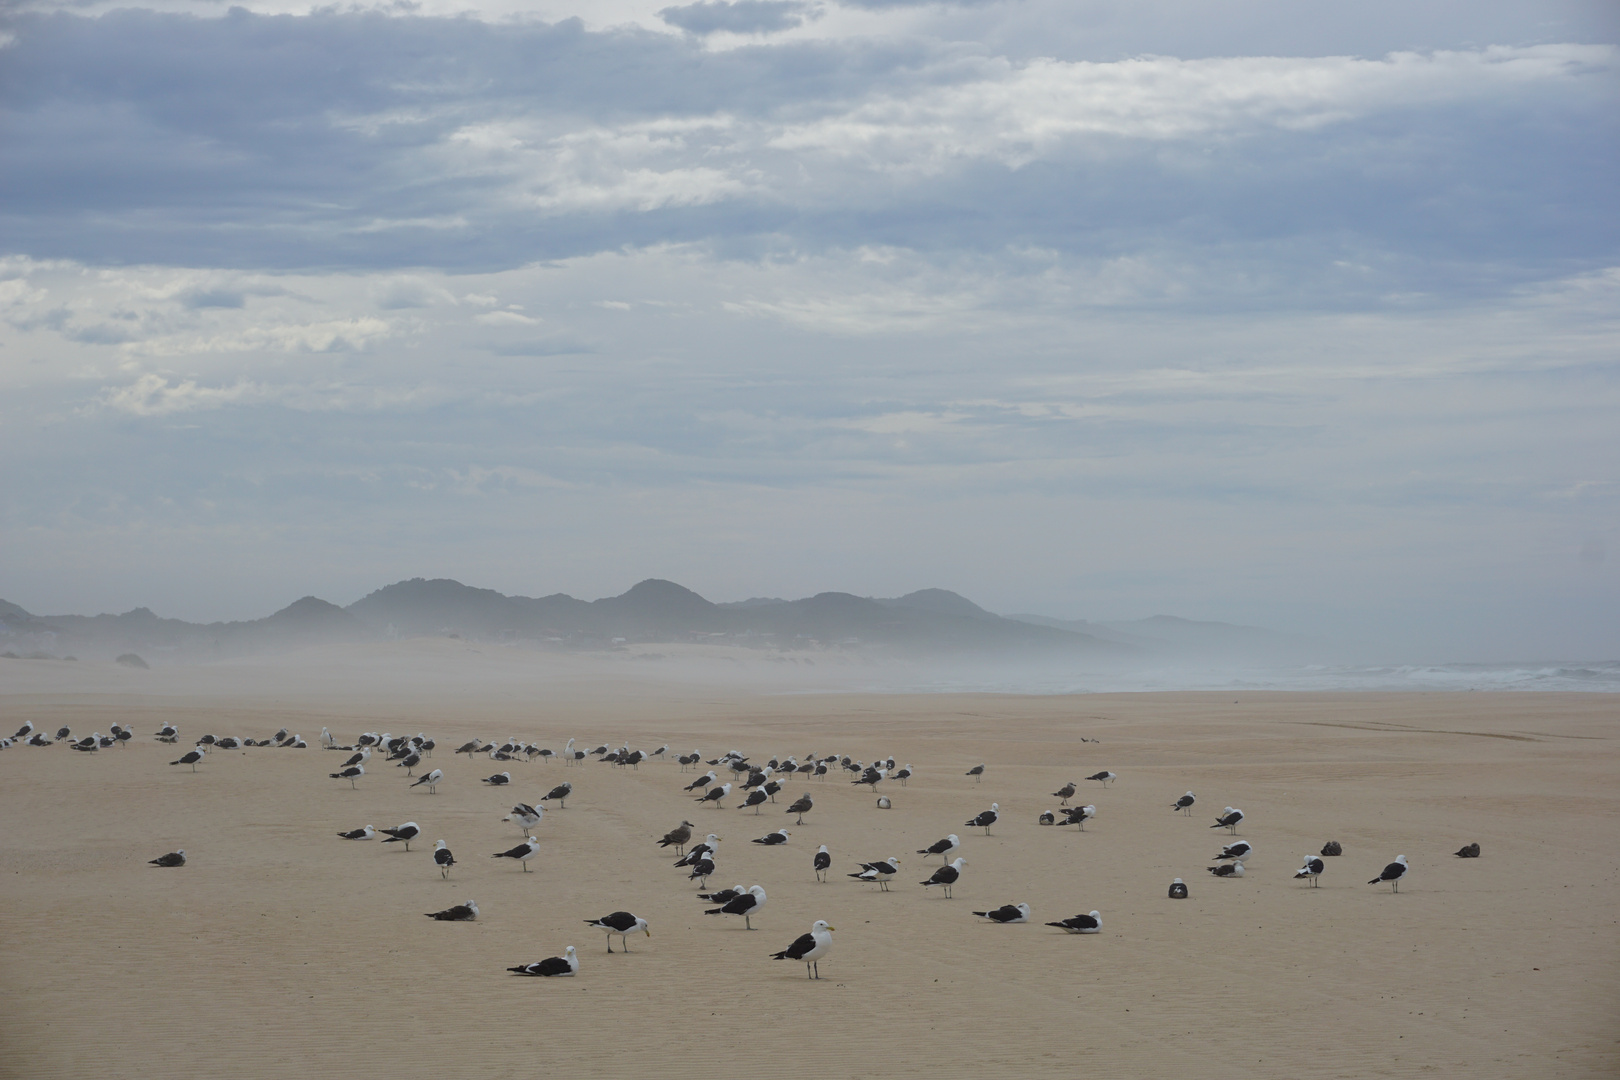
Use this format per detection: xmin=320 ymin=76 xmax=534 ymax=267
xmin=584 ymin=912 xmax=649 ymax=953
xmin=785 ymin=793 xmax=813 ymax=824
xmin=1172 ymin=792 xmax=1196 ymax=815
xmin=1295 ymin=855 xmax=1325 ymax=886
xmin=965 ymin=764 xmax=986 ymax=783
xmin=410 ymin=768 xmax=443 ymax=794
xmin=657 ymin=821 xmax=695 ymax=854
xmin=542 ymin=782 xmax=573 ymax=808
xmin=492 ymin=836 xmax=541 ymax=871
xmin=965 ymin=804 xmax=999 ymax=835
xmin=738 ymin=788 xmax=769 ymax=814
xmin=380 ymin=822 xmax=421 ymax=849
xmin=918 ymin=834 xmax=962 ymax=861
xmin=1368 ymin=855 xmax=1408 ymax=892
xmin=1214 ymin=841 xmax=1254 ymax=862
xmin=813 ymin=845 xmax=831 ymax=882
xmin=685 ymin=771 xmax=717 ymax=792
xmin=506 ymin=803 xmax=543 ymax=833
xmin=432 ymin=839 xmax=456 ymax=878
xmin=772 ymin=920 xmax=835 ymax=979
xmin=1052 ymin=781 xmax=1077 ymax=805
xmin=1085 ymin=771 xmax=1117 ymax=787
xmin=330 ymin=763 xmax=363 ymax=788
xmin=920 ymin=857 xmax=967 ymax=898
xmin=706 ymin=884 xmax=768 ymax=929
xmin=697 ymin=782 xmax=732 ymax=808
xmin=173 ymin=747 xmax=207 ymax=772
xmin=972 ymin=903 xmax=1031 ymax=923
xmin=849 ymin=857 xmax=901 ymax=891
xmin=509 ymin=946 xmax=578 ymax=976
xmin=1211 ymin=807 xmax=1245 ymax=834
xmin=1062 ymin=804 xmax=1097 ymax=830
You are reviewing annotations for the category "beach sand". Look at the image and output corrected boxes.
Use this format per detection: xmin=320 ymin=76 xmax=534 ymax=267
xmin=1 ymin=641 xmax=1616 ymax=1079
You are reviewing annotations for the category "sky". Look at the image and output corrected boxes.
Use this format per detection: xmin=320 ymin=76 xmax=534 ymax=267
xmin=1 ymin=0 xmax=1617 ymax=660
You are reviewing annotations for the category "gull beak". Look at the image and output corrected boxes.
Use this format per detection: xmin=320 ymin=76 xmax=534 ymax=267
xmin=826 ymin=926 xmax=836 ymax=932
xmin=644 ymin=929 xmax=652 ymax=936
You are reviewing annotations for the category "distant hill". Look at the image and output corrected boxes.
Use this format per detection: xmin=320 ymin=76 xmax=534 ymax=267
xmin=2 ymin=579 xmax=1125 ymax=662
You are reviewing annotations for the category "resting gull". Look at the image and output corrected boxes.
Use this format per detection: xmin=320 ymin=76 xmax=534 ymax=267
xmin=1168 ymin=877 xmax=1189 ymax=899
xmin=336 ymin=825 xmax=375 ymax=840
xmin=1046 ymin=910 xmax=1101 ymax=934
xmin=972 ymin=903 xmax=1031 ymax=923
xmin=425 ymin=900 xmax=479 ymax=922
xmin=149 ymin=850 xmax=186 ymax=868
xmin=752 ymin=829 xmax=790 ymax=846
xmin=509 ymin=946 xmax=578 ymax=977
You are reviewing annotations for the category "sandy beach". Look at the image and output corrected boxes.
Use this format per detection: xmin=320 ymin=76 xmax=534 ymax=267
xmin=1 ymin=642 xmax=1616 ymax=1079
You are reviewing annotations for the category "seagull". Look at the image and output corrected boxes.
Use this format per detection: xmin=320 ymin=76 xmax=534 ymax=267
xmin=1168 ymin=877 xmax=1189 ymax=899
xmin=752 ymin=829 xmax=790 ymax=846
xmin=965 ymin=803 xmax=999 ymax=835
xmin=453 ymin=740 xmax=481 ymax=757
xmin=330 ymin=764 xmax=363 ymax=788
xmin=1038 ymin=811 xmax=1056 ymax=825
xmin=542 ymin=782 xmax=572 ymax=808
xmin=892 ymin=764 xmax=913 ymax=786
xmin=1207 ymin=863 xmax=1245 ymax=878
xmin=1046 ymin=910 xmax=1101 ymax=934
xmin=584 ymin=911 xmax=649 ymax=953
xmin=785 ymin=793 xmax=813 ymax=824
xmin=508 ymin=946 xmax=578 ymax=976
xmin=1454 ymin=842 xmax=1481 ymax=858
xmin=410 ymin=769 xmax=443 ymax=794
xmin=972 ymin=903 xmax=1031 ymax=923
xmin=685 ymin=771 xmax=717 ymax=792
xmin=54 ymin=725 xmax=72 ymax=741
xmin=505 ymin=803 xmax=543 ymax=832
xmin=1295 ymin=855 xmax=1325 ymax=886
xmin=1321 ymin=841 xmax=1343 ymax=856
xmin=853 ymin=766 xmax=886 ymax=790
xmin=657 ymin=821 xmax=695 ymax=854
xmin=918 ymin=834 xmax=961 ymax=861
xmin=738 ymin=788 xmax=769 ymax=814
xmin=336 ymin=825 xmax=375 ymax=840
xmin=686 ymin=855 xmax=718 ymax=887
xmin=696 ymin=885 xmax=747 ymax=905
xmin=1214 ymin=841 xmax=1254 ymax=862
xmin=706 ymin=884 xmax=768 ymax=929
xmin=153 ymin=723 xmax=178 ymax=742
xmin=1052 ymin=781 xmax=1077 ymax=804
xmin=1062 ymin=804 xmax=1097 ymax=830
xmin=849 ymin=857 xmax=901 ymax=891
xmin=678 ymin=751 xmax=702 ymax=771
xmin=149 ymin=850 xmax=186 ymax=868
xmin=492 ymin=836 xmax=540 ymax=871
xmin=9 ymin=722 xmax=33 ymax=740
xmin=1369 ymin=854 xmax=1408 ymax=892
xmin=876 ymin=795 xmax=892 ymax=809
xmin=425 ymin=900 xmax=479 ymax=922
xmin=433 ymin=839 xmax=456 ymax=878
xmin=1172 ymin=791 xmax=1196 ymax=816
xmin=171 ymin=747 xmax=206 ymax=772
xmin=1085 ymin=770 xmax=1116 ymax=787
xmin=965 ymin=764 xmax=986 ymax=783
xmin=380 ymin=822 xmax=420 ymax=850
xmin=920 ymin=857 xmax=967 ymax=898
xmin=772 ymin=920 xmax=835 ymax=979
xmin=696 ymin=782 xmax=732 ymax=808
xmin=677 ymin=835 xmax=721 ymax=865
xmin=394 ymin=752 xmax=423 ymax=774
xmin=482 ymin=772 xmax=511 ymax=787
xmin=320 ymin=727 xmax=336 ymax=748
xmin=813 ymin=845 xmax=831 ymax=882
xmin=1211 ymin=807 xmax=1244 ymax=834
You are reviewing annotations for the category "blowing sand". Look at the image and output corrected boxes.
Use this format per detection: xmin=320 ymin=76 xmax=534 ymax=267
xmin=1 ymin=643 xmax=1616 ymax=1079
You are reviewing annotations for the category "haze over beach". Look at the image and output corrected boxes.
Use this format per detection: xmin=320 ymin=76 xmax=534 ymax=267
xmin=2 ymin=0 xmax=1618 ymax=1077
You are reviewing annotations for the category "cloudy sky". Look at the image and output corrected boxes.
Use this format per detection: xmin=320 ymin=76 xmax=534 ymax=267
xmin=1 ymin=0 xmax=1616 ymax=658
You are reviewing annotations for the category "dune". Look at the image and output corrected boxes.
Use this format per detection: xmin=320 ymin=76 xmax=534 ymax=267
xmin=0 ymin=644 xmax=1615 ymax=1079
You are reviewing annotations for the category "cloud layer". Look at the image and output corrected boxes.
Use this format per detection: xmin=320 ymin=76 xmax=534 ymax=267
xmin=1 ymin=2 xmax=1616 ymax=658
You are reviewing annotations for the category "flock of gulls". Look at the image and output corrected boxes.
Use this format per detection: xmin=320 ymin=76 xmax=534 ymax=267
xmin=5 ymin=717 xmax=1485 ymax=983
